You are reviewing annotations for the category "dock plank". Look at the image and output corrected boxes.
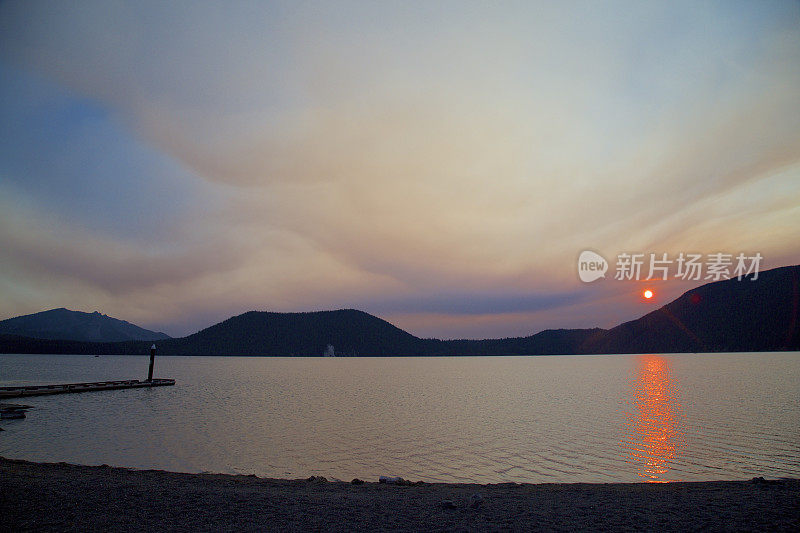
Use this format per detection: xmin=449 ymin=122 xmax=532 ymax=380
xmin=0 ymin=379 xmax=175 ymax=398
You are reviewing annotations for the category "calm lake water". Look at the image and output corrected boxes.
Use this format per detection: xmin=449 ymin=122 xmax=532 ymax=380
xmin=1 ymin=353 xmax=798 ymax=484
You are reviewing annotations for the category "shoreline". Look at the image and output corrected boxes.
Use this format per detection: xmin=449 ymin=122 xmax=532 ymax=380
xmin=2 ymin=457 xmax=798 ymax=531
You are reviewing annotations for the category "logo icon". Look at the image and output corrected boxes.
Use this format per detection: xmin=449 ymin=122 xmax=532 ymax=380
xmin=578 ymin=250 xmax=608 ymax=282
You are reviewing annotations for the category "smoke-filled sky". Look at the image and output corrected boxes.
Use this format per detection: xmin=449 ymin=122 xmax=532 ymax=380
xmin=1 ymin=1 xmax=799 ymax=338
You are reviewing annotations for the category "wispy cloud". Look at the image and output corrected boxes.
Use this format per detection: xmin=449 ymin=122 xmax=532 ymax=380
xmin=0 ymin=1 xmax=798 ymax=336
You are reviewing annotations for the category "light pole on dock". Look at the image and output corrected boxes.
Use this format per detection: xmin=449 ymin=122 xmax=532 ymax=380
xmin=147 ymin=344 xmax=156 ymax=381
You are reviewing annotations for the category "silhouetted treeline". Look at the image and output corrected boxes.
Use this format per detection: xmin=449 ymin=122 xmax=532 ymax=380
xmin=1 ymin=265 xmax=798 ymax=356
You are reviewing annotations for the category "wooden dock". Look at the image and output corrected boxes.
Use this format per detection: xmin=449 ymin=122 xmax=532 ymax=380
xmin=0 ymin=379 xmax=175 ymax=399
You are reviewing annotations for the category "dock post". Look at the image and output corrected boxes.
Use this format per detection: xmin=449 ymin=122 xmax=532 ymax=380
xmin=147 ymin=344 xmax=156 ymax=381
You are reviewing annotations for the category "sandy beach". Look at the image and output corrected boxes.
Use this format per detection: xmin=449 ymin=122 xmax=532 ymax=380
xmin=2 ymin=457 xmax=798 ymax=532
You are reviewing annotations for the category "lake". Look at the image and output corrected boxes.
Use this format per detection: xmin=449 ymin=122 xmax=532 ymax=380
xmin=1 ymin=353 xmax=798 ymax=484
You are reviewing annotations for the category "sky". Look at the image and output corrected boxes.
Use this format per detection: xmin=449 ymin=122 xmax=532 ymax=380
xmin=1 ymin=1 xmax=799 ymax=339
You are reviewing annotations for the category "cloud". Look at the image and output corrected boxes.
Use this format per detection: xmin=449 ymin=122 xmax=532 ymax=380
xmin=0 ymin=1 xmax=799 ymax=336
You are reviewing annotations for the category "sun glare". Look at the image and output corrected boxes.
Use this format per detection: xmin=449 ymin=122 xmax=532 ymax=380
xmin=643 ymin=289 xmax=654 ymax=299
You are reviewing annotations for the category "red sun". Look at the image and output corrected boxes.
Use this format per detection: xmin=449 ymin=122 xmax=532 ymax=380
xmin=643 ymin=289 xmax=654 ymax=299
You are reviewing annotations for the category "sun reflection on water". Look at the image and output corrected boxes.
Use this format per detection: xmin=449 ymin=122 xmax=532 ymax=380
xmin=622 ymin=354 xmax=686 ymax=482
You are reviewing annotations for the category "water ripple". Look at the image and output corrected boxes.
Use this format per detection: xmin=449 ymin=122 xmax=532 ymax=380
xmin=1 ymin=353 xmax=799 ymax=483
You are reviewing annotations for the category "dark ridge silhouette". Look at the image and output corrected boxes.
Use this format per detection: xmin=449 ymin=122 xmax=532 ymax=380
xmin=0 ymin=265 xmax=798 ymax=356
xmin=157 ymin=309 xmax=423 ymax=356
xmin=417 ymin=328 xmax=605 ymax=356
xmin=0 ymin=334 xmax=149 ymax=355
xmin=0 ymin=308 xmax=170 ymax=343
xmin=580 ymin=265 xmax=800 ymax=354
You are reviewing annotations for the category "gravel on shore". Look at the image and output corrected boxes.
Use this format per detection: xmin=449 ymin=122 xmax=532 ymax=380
xmin=2 ymin=456 xmax=798 ymax=532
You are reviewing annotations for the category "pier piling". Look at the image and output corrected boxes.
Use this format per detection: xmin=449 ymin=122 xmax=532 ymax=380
xmin=147 ymin=344 xmax=156 ymax=381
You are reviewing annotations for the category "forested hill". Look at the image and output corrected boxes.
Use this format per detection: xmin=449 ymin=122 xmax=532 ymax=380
xmin=1 ymin=265 xmax=798 ymax=355
xmin=580 ymin=264 xmax=800 ymax=354
xmin=0 ymin=309 xmax=602 ymax=356
xmin=0 ymin=308 xmax=170 ymax=342
xmin=157 ymin=310 xmax=422 ymax=356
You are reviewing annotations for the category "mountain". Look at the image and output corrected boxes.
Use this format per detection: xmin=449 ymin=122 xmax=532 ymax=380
xmin=159 ymin=309 xmax=602 ymax=356
xmin=0 ymin=308 xmax=170 ymax=343
xmin=0 ymin=265 xmax=797 ymax=355
xmin=156 ymin=309 xmax=422 ymax=356
xmin=418 ymin=328 xmax=605 ymax=356
xmin=580 ymin=264 xmax=800 ymax=354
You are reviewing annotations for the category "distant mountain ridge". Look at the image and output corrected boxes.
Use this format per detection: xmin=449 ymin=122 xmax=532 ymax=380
xmin=0 ymin=308 xmax=170 ymax=343
xmin=580 ymin=264 xmax=800 ymax=354
xmin=0 ymin=265 xmax=798 ymax=355
xmin=159 ymin=309 xmax=421 ymax=356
